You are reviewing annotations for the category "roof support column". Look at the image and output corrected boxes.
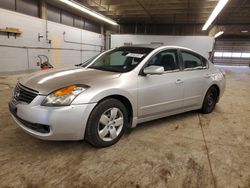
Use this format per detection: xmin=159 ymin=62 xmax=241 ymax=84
xmin=39 ymin=0 xmax=47 ymax=20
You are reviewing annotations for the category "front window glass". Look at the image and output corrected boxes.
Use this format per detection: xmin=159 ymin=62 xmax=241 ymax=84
xmin=147 ymin=50 xmax=179 ymax=71
xmin=89 ymin=47 xmax=153 ymax=73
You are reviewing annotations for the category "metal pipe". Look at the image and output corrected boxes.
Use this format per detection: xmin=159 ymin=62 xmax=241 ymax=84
xmin=0 ymin=44 xmax=100 ymax=52
xmin=46 ymin=19 xmax=49 ymax=41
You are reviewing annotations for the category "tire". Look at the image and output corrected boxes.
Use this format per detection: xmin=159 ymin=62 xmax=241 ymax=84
xmin=85 ymin=98 xmax=128 ymax=148
xmin=201 ymin=86 xmax=218 ymax=114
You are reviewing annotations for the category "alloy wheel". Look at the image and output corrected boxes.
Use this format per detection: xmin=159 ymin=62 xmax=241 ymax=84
xmin=98 ymin=107 xmax=124 ymax=142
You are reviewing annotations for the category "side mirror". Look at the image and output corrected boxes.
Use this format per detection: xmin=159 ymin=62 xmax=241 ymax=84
xmin=143 ymin=65 xmax=164 ymax=75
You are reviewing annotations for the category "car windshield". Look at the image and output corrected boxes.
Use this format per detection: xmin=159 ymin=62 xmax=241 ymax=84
xmin=88 ymin=47 xmax=153 ymax=73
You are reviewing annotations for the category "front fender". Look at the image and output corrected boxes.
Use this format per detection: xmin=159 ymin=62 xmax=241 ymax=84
xmin=72 ymin=88 xmax=137 ymax=118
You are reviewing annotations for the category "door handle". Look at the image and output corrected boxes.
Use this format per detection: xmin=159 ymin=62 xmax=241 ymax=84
xmin=175 ymin=79 xmax=184 ymax=84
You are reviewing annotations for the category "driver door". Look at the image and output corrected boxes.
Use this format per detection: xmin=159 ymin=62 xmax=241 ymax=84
xmin=137 ymin=49 xmax=184 ymax=117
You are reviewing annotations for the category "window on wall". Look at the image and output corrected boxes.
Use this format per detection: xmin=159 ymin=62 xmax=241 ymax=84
xmin=214 ymin=52 xmax=250 ymax=58
xmin=47 ymin=4 xmax=101 ymax=33
xmin=214 ymin=52 xmax=223 ymax=57
xmin=16 ymin=0 xmax=39 ymax=17
xmin=232 ymin=52 xmax=241 ymax=58
xmin=61 ymin=10 xmax=74 ymax=27
xmin=74 ymin=16 xmax=84 ymax=29
xmin=222 ymin=52 xmax=232 ymax=58
xmin=0 ymin=0 xmax=38 ymax=17
xmin=85 ymin=19 xmax=101 ymax=33
xmin=242 ymin=53 xmax=250 ymax=58
xmin=47 ymin=5 xmax=61 ymax=23
xmin=0 ymin=0 xmax=15 ymax=11
xmin=0 ymin=1 xmax=101 ymax=34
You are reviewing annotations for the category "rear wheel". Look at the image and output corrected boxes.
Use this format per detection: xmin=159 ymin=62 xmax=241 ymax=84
xmin=85 ymin=98 xmax=128 ymax=147
xmin=201 ymin=86 xmax=218 ymax=114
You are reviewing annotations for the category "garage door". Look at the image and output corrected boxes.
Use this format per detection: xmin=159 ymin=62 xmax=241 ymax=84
xmin=213 ymin=39 xmax=250 ymax=66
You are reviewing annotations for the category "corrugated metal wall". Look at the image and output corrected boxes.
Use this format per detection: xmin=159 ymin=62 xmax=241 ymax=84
xmin=213 ymin=39 xmax=250 ymax=66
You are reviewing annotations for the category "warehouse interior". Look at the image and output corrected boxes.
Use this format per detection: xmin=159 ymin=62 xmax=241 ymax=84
xmin=0 ymin=0 xmax=249 ymax=187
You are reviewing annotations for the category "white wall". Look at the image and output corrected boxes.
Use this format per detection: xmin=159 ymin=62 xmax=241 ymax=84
xmin=111 ymin=34 xmax=214 ymax=58
xmin=0 ymin=8 xmax=104 ymax=72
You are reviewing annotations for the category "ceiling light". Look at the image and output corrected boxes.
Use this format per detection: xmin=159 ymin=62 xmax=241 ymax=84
xmin=214 ymin=31 xmax=224 ymax=38
xmin=241 ymin=30 xmax=248 ymax=33
xmin=202 ymin=0 xmax=229 ymax=31
xmin=58 ymin=0 xmax=118 ymax=25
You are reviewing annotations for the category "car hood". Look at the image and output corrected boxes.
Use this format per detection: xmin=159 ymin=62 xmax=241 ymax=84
xmin=19 ymin=67 xmax=121 ymax=95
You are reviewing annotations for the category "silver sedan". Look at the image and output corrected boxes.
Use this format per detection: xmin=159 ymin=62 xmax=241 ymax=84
xmin=9 ymin=45 xmax=226 ymax=147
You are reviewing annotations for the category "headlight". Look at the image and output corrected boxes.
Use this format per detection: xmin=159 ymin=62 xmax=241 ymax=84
xmin=42 ymin=85 xmax=88 ymax=106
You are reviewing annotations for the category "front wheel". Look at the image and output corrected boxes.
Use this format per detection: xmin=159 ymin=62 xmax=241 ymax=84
xmin=85 ymin=98 xmax=128 ymax=147
xmin=201 ymin=86 xmax=218 ymax=114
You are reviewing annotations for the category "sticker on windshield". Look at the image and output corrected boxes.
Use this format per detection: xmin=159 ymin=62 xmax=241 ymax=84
xmin=126 ymin=53 xmax=145 ymax=58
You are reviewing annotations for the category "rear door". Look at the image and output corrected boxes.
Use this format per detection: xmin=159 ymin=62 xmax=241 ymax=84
xmin=179 ymin=50 xmax=209 ymax=108
xmin=137 ymin=49 xmax=184 ymax=117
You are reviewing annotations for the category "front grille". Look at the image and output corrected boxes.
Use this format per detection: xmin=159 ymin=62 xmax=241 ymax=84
xmin=13 ymin=83 xmax=38 ymax=104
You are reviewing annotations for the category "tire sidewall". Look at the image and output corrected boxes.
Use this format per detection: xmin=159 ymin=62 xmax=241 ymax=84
xmin=202 ymin=86 xmax=218 ymax=114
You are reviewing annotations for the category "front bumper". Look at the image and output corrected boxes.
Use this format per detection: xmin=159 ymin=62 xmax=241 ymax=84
xmin=9 ymin=96 xmax=96 ymax=140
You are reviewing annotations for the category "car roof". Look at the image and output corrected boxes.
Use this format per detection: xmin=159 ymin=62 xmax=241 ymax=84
xmin=120 ymin=44 xmax=205 ymax=58
xmin=122 ymin=44 xmax=194 ymax=51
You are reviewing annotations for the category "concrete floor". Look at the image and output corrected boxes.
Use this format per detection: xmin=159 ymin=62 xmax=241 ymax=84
xmin=0 ymin=66 xmax=249 ymax=188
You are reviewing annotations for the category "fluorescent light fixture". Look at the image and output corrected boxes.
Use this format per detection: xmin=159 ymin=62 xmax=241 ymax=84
xmin=241 ymin=30 xmax=248 ymax=33
xmin=58 ymin=0 xmax=118 ymax=25
xmin=202 ymin=0 xmax=229 ymax=31
xmin=214 ymin=31 xmax=224 ymax=38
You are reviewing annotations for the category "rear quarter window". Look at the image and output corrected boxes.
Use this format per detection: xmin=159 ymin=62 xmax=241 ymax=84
xmin=201 ymin=57 xmax=209 ymax=68
xmin=181 ymin=50 xmax=208 ymax=70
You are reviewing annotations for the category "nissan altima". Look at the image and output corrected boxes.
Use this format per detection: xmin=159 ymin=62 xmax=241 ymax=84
xmin=9 ymin=45 xmax=226 ymax=147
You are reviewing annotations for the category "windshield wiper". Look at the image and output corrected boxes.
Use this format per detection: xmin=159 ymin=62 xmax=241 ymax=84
xmin=89 ymin=66 xmax=122 ymax=73
xmin=75 ymin=63 xmax=82 ymax=67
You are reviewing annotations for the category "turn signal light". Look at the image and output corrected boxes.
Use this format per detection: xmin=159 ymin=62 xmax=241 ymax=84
xmin=53 ymin=85 xmax=76 ymax=96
